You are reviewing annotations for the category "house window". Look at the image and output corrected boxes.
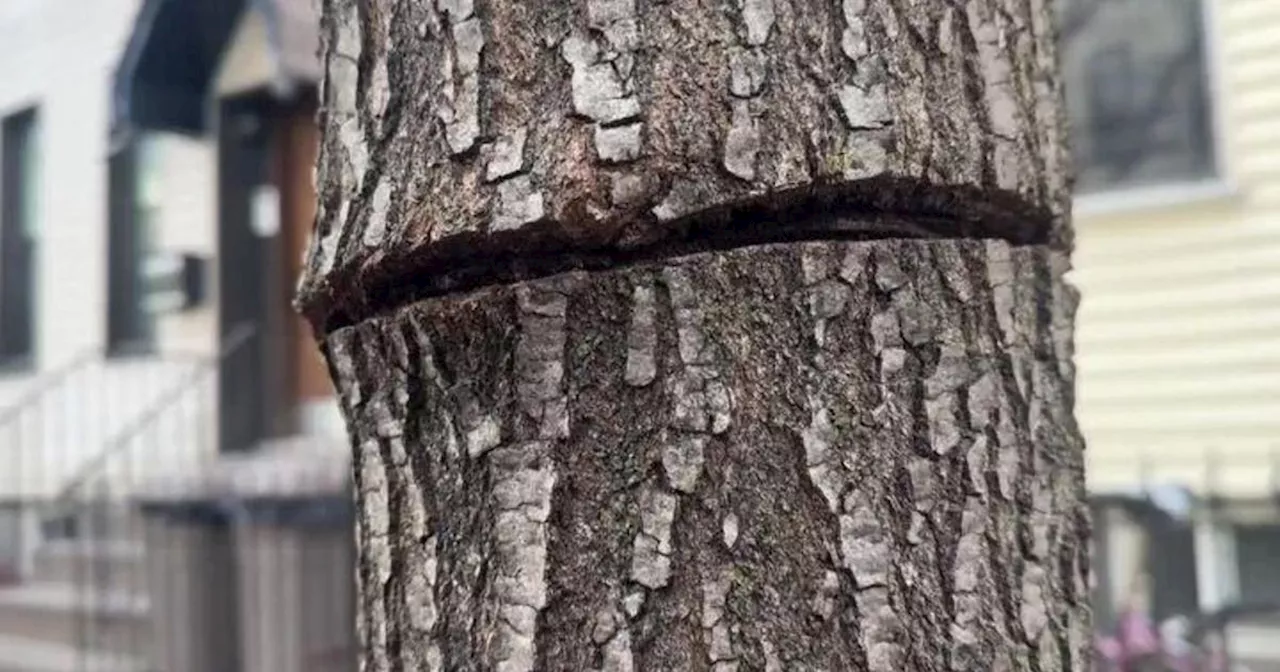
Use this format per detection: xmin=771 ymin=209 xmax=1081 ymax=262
xmin=0 ymin=108 xmax=39 ymax=367
xmin=1235 ymin=524 xmax=1280 ymax=605
xmin=106 ymin=135 xmax=157 ymax=355
xmin=1058 ymin=0 xmax=1216 ymax=193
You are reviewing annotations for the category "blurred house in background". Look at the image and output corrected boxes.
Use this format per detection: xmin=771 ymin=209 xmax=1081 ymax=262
xmin=0 ymin=0 xmax=352 ymax=670
xmin=1064 ymin=0 xmax=1280 ymax=665
xmin=111 ymin=0 xmax=337 ymax=452
xmin=0 ymin=0 xmax=192 ymax=512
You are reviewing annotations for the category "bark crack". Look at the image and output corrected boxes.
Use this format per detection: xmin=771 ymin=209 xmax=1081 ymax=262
xmin=312 ymin=178 xmax=1052 ymax=335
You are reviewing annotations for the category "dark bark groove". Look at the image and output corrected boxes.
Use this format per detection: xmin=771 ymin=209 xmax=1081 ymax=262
xmin=327 ymin=238 xmax=1088 ymax=672
xmin=314 ymin=184 xmax=1049 ymax=334
xmin=300 ymin=0 xmax=1072 ymax=332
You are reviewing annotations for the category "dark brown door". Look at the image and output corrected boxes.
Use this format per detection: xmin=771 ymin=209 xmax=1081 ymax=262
xmin=219 ymin=90 xmax=329 ymax=453
xmin=273 ymin=95 xmax=332 ymax=413
xmin=218 ymin=93 xmax=276 ymax=453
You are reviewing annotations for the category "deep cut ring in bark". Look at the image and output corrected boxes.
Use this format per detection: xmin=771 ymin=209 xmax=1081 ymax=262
xmin=299 ymin=0 xmax=1071 ymax=334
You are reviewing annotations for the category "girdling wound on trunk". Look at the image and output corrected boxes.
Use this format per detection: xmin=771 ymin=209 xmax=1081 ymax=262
xmin=311 ymin=0 xmax=1083 ymax=669
xmin=299 ymin=0 xmax=1071 ymax=334
xmin=327 ymin=238 xmax=1086 ymax=671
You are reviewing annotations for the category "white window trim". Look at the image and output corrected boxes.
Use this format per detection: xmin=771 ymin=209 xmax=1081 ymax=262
xmin=1202 ymin=0 xmax=1231 ymax=189
xmin=1193 ymin=514 xmax=1239 ymax=612
xmin=1074 ymin=179 xmax=1238 ymax=218
xmin=1071 ymin=0 xmax=1232 ymax=217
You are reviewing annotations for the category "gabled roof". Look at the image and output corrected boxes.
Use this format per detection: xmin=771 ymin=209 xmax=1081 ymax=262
xmin=111 ymin=0 xmax=320 ymax=140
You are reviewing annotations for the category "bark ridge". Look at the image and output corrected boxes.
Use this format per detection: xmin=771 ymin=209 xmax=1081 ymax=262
xmin=328 ymin=238 xmax=1089 ymax=672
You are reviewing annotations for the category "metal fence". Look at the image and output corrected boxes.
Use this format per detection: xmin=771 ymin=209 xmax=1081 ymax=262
xmin=10 ymin=340 xmax=1278 ymax=671
xmin=0 ymin=331 xmax=356 ymax=672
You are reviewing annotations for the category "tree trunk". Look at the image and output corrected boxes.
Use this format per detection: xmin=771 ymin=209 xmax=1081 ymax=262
xmin=301 ymin=0 xmax=1087 ymax=670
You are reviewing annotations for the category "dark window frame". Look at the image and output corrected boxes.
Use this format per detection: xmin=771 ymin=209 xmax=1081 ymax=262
xmin=0 ymin=106 xmax=40 ymax=372
xmin=1058 ymin=0 xmax=1219 ymax=194
xmin=105 ymin=132 xmax=157 ymax=357
xmin=1234 ymin=523 xmax=1280 ymax=607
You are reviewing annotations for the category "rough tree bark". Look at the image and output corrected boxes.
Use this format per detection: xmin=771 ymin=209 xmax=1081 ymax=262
xmin=300 ymin=0 xmax=1088 ymax=670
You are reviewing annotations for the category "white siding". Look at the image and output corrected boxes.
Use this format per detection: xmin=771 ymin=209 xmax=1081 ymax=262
xmin=0 ymin=0 xmax=141 ymax=368
xmin=216 ymin=8 xmax=277 ymax=98
xmin=1076 ymin=0 xmax=1280 ymax=499
xmin=0 ymin=2 xmax=224 ymax=498
xmin=150 ymin=134 xmax=219 ymax=357
xmin=0 ymin=1 xmax=222 ymax=372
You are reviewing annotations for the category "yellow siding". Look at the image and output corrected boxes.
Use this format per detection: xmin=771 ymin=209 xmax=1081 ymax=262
xmin=1075 ymin=0 xmax=1280 ymax=498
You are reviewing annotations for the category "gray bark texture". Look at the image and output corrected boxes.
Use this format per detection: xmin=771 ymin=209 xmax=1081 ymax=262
xmin=326 ymin=239 xmax=1086 ymax=672
xmin=297 ymin=0 xmax=1071 ymax=330
xmin=304 ymin=0 xmax=1088 ymax=670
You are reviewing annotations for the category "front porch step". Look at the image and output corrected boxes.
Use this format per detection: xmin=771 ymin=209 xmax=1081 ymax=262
xmin=31 ymin=540 xmax=147 ymax=590
xmin=0 ymin=634 xmax=144 ymax=672
xmin=0 ymin=583 xmax=149 ymax=657
xmin=1230 ymin=622 xmax=1280 ymax=670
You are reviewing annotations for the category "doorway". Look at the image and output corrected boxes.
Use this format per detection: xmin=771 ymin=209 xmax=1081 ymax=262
xmin=218 ymin=93 xmax=278 ymax=453
xmin=217 ymin=90 xmax=328 ymax=453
